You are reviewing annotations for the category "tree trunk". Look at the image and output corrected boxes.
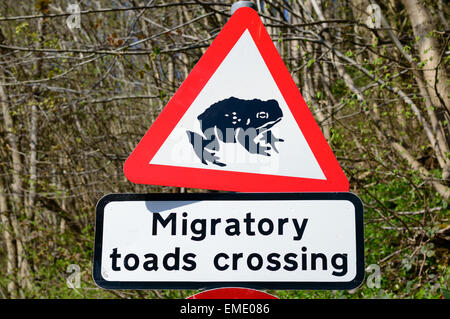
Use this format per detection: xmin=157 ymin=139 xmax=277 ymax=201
xmin=402 ymin=0 xmax=450 ymax=179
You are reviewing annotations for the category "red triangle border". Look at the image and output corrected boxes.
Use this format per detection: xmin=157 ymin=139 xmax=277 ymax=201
xmin=123 ymin=7 xmax=349 ymax=192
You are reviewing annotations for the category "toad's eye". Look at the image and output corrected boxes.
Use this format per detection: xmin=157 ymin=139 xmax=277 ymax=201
xmin=256 ymin=112 xmax=268 ymax=119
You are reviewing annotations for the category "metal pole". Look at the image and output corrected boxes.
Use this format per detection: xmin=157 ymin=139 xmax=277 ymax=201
xmin=230 ymin=1 xmax=257 ymax=15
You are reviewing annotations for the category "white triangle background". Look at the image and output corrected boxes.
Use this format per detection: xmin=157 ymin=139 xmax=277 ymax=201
xmin=150 ymin=30 xmax=326 ymax=180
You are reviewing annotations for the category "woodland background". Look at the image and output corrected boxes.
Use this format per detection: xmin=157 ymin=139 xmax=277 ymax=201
xmin=0 ymin=0 xmax=448 ymax=299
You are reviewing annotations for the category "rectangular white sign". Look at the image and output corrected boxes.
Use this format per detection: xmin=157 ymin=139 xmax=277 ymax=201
xmin=93 ymin=193 xmax=364 ymax=290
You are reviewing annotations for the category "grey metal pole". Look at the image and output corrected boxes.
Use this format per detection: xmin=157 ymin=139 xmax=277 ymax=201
xmin=230 ymin=1 xmax=257 ymax=15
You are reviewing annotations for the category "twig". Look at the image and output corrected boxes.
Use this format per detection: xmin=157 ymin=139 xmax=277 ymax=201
xmin=0 ymin=2 xmax=230 ymax=22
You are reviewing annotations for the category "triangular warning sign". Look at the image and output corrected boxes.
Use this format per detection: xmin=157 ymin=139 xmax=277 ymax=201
xmin=124 ymin=7 xmax=349 ymax=192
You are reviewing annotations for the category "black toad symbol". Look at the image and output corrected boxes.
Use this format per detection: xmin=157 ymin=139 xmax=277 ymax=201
xmin=187 ymin=97 xmax=285 ymax=167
